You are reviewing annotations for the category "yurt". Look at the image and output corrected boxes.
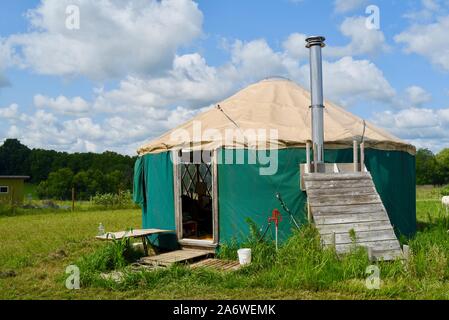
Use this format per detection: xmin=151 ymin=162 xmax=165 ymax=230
xmin=133 ymin=77 xmax=416 ymax=251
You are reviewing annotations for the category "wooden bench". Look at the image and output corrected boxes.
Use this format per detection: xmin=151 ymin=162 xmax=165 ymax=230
xmin=96 ymin=228 xmax=174 ymax=256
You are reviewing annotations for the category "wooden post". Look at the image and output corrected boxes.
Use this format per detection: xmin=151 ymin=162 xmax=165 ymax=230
xmin=71 ymin=187 xmax=75 ymax=212
xmin=307 ymin=199 xmax=312 ymax=223
xmin=367 ymin=246 xmax=374 ymax=262
xmin=331 ymin=232 xmax=336 ymax=249
xmin=10 ymin=186 xmax=15 ymax=214
xmin=403 ymin=245 xmax=410 ymax=262
xmin=10 ymin=185 xmax=13 ymax=206
xmin=306 ymin=142 xmax=311 ymax=173
xmin=360 ymin=142 xmax=365 ymax=172
xmin=353 ymin=140 xmax=359 ymax=172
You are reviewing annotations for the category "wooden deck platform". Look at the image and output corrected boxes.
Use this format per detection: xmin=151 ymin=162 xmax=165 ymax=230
xmin=303 ymin=172 xmax=403 ymax=261
xmin=138 ymin=249 xmax=212 ymax=267
xmin=190 ymin=259 xmax=241 ymax=272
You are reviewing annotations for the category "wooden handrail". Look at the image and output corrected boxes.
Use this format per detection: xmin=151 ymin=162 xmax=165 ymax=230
xmin=306 ymin=141 xmax=311 ymax=173
xmin=353 ymin=140 xmax=359 ymax=172
xmin=360 ymin=142 xmax=365 ymax=172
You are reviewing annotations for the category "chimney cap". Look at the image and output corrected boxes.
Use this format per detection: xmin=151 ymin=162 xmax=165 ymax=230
xmin=305 ymin=36 xmax=326 ymax=48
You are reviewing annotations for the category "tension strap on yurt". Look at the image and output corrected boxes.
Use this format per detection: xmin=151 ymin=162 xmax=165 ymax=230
xmin=276 ymin=193 xmax=300 ymax=230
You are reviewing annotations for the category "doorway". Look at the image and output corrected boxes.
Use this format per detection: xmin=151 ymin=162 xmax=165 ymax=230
xmin=174 ymin=150 xmax=218 ymax=246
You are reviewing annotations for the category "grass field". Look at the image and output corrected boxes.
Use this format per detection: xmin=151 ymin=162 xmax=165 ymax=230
xmin=1 ymin=186 xmax=449 ymax=300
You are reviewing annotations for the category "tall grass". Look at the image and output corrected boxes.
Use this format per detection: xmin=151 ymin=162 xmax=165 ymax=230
xmin=79 ymin=211 xmax=449 ymax=299
xmin=4 ymin=187 xmax=449 ymax=299
xmin=80 ymin=222 xmax=387 ymax=292
xmin=77 ymin=236 xmax=143 ymax=286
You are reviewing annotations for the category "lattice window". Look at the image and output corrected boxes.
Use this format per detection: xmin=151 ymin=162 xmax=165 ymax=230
xmin=180 ymin=151 xmax=212 ymax=199
xmin=180 ymin=163 xmax=212 ymax=198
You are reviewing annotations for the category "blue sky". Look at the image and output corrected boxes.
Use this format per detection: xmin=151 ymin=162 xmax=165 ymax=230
xmin=0 ymin=0 xmax=448 ymax=154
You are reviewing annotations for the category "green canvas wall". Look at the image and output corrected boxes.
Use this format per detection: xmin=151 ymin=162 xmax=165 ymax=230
xmin=134 ymin=148 xmax=416 ymax=248
xmin=217 ymin=148 xmax=416 ymax=243
xmin=133 ymin=152 xmax=178 ymax=249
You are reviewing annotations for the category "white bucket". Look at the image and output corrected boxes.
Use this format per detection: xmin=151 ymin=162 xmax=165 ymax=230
xmin=237 ymin=248 xmax=252 ymax=266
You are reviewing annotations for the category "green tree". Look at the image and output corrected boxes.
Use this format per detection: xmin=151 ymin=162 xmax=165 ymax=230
xmin=0 ymin=139 xmax=135 ymax=196
xmin=436 ymin=148 xmax=449 ymax=185
xmin=29 ymin=149 xmax=57 ymax=183
xmin=36 ymin=180 xmax=49 ymax=199
xmin=45 ymin=168 xmax=74 ymax=200
xmin=73 ymin=170 xmax=90 ymax=200
xmin=0 ymin=139 xmax=31 ymax=175
xmin=416 ymin=149 xmax=439 ymax=185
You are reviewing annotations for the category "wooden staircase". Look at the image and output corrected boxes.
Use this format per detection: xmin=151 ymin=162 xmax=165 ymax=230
xmin=303 ymin=171 xmax=403 ymax=261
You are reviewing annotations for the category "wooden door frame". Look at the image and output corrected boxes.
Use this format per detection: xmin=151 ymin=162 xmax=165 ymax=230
xmin=173 ymin=149 xmax=219 ymax=248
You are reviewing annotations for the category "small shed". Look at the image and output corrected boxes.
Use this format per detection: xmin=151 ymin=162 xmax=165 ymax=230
xmin=0 ymin=176 xmax=30 ymax=205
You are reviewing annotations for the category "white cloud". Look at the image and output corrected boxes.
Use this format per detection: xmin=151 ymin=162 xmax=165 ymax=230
xmin=93 ymin=53 xmax=234 ymax=116
xmin=34 ymin=94 xmax=90 ymax=115
xmin=7 ymin=0 xmax=203 ymax=79
xmin=395 ymin=15 xmax=449 ymax=71
xmin=327 ymin=16 xmax=389 ymax=57
xmin=334 ymin=0 xmax=368 ymax=13
xmin=404 ymin=86 xmax=432 ymax=107
xmin=282 ymin=33 xmax=309 ymax=61
xmin=372 ymin=106 xmax=449 ymax=151
xmin=0 ymin=104 xmax=19 ymax=119
xmin=230 ymin=39 xmax=287 ymax=82
xmin=92 ymin=40 xmax=395 ymax=114
xmin=300 ymin=57 xmax=395 ymax=106
xmin=403 ymin=0 xmax=443 ymax=22
xmin=1 ymin=31 xmax=397 ymax=154
xmin=4 ymin=102 xmax=203 ymax=154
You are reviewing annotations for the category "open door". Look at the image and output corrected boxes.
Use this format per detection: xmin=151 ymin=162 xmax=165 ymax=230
xmin=173 ymin=150 xmax=218 ymax=247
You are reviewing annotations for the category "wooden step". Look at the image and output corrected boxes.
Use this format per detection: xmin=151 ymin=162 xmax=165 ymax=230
xmin=311 ymin=203 xmax=385 ymax=215
xmin=314 ymin=212 xmax=390 ymax=225
xmin=318 ymin=221 xmax=394 ymax=235
xmin=335 ymin=240 xmax=401 ymax=254
xmin=308 ymin=194 xmax=382 ymax=207
xmin=303 ymin=172 xmax=371 ymax=181
xmin=305 ymin=179 xmax=374 ymax=190
xmin=303 ymin=170 xmax=403 ymax=261
xmin=321 ymin=229 xmax=398 ymax=246
xmin=190 ymin=259 xmax=241 ymax=272
xmin=139 ymin=249 xmax=212 ymax=267
xmin=307 ymin=186 xmax=376 ymax=197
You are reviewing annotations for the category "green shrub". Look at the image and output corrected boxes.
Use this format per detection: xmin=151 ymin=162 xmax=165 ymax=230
xmin=408 ymin=225 xmax=449 ymax=281
xmin=91 ymin=190 xmax=135 ymax=209
xmin=77 ymin=236 xmax=142 ymax=286
xmin=441 ymin=185 xmax=449 ymax=196
xmin=217 ymin=218 xmax=277 ymax=271
xmin=0 ymin=204 xmax=13 ymax=216
xmin=270 ymin=226 xmax=370 ymax=290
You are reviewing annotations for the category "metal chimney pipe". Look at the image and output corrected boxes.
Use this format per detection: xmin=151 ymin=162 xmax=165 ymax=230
xmin=305 ymin=36 xmax=326 ymax=166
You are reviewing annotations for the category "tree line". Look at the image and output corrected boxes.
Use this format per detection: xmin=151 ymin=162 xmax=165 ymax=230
xmin=416 ymin=148 xmax=449 ymax=186
xmin=0 ymin=139 xmax=136 ymax=200
xmin=1 ymin=138 xmax=449 ymax=200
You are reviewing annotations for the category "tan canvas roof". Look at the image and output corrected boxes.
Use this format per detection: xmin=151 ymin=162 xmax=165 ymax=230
xmin=138 ymin=78 xmax=415 ymax=156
